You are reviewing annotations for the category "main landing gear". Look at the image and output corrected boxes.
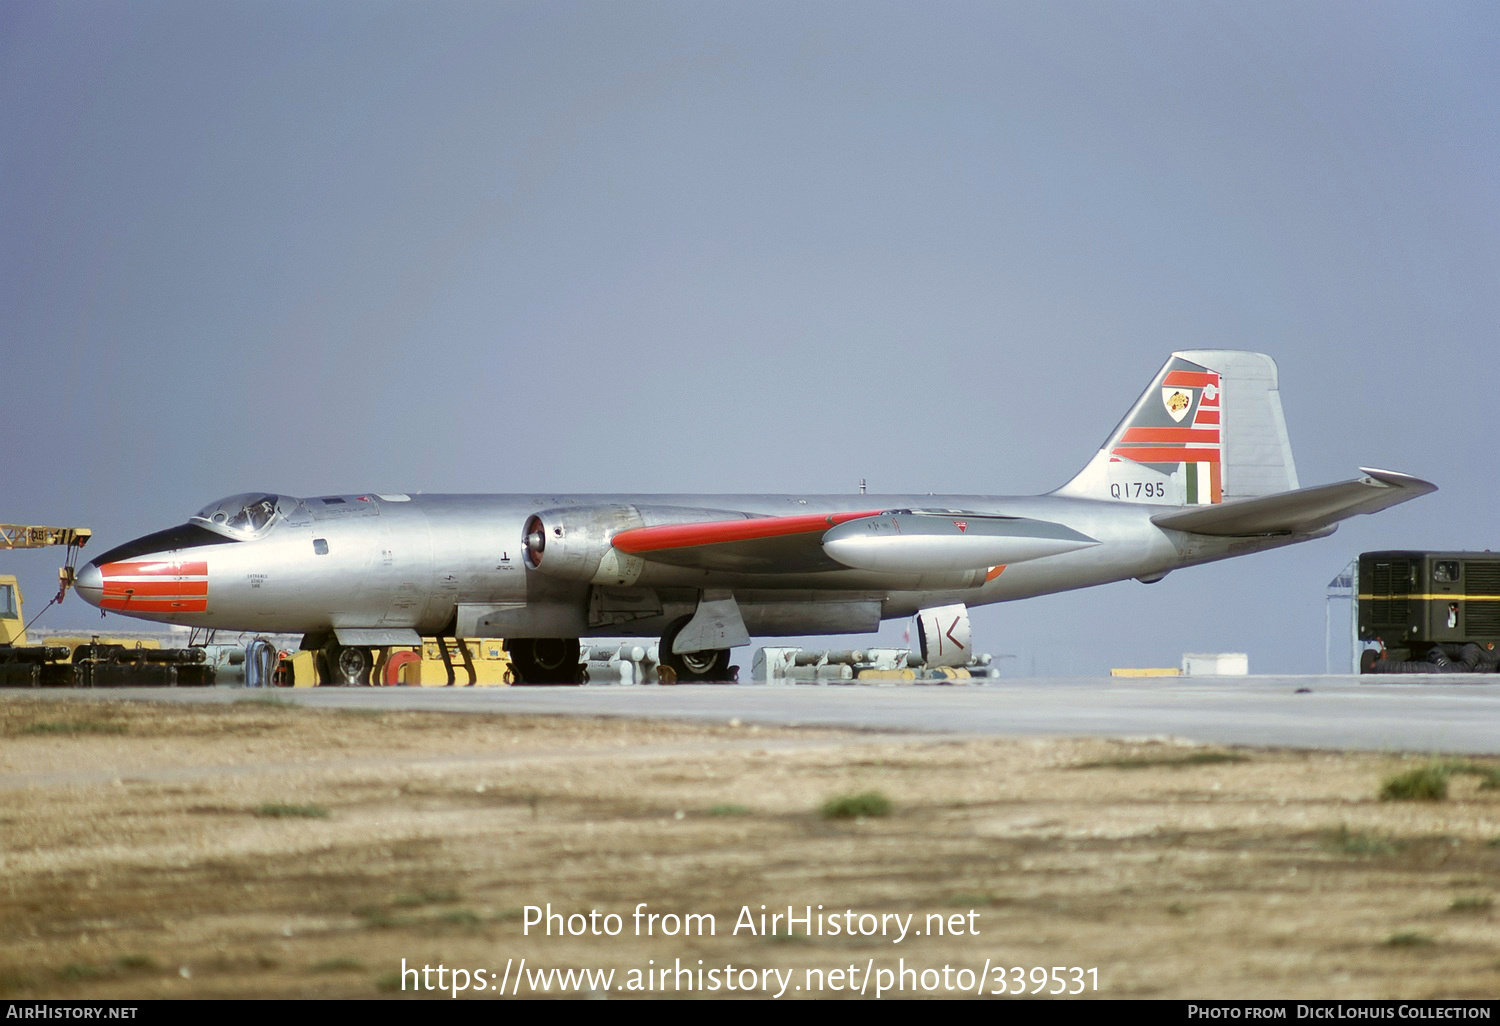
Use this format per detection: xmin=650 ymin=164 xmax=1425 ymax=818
xmin=656 ymin=616 xmax=735 ymax=683
xmin=317 ymin=638 xmax=373 ymax=686
xmin=508 ymin=637 xmax=586 ymax=685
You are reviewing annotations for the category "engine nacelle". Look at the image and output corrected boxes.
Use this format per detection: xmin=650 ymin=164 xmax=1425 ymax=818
xmin=523 ymin=505 xmax=646 ymax=586
xmin=915 ymin=603 xmax=972 ymax=668
xmin=522 ymin=505 xmax=752 ymax=587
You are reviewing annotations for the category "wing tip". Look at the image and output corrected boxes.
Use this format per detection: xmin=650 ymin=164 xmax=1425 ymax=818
xmin=1357 ymin=467 xmax=1439 ymax=496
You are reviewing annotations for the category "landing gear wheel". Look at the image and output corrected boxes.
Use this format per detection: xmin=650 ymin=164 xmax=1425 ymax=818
xmin=321 ymin=641 xmax=372 ymax=686
xmin=658 ymin=617 xmax=732 ymax=683
xmin=509 ymin=637 xmax=583 ymax=685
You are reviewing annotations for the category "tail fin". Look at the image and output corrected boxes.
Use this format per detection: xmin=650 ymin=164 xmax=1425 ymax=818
xmin=1055 ymin=351 xmax=1298 ymax=505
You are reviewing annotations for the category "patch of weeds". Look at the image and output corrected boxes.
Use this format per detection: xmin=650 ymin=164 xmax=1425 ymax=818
xmin=1166 ymin=902 xmax=1193 ymax=916
xmin=233 ymin=695 xmax=293 ymax=708
xmin=1384 ymin=931 xmax=1435 ymax=948
xmin=1380 ymin=765 xmax=1450 ymax=801
xmin=438 ymin=909 xmax=481 ymax=927
xmin=1073 ymin=751 xmax=1250 ymax=770
xmin=354 ymin=906 xmax=403 ymax=929
xmin=375 ymin=972 xmax=402 ymax=992
xmin=1327 ymin=825 xmax=1399 ymax=856
xmin=766 ymin=931 xmax=807 ymax=944
xmin=1380 ymin=760 xmax=1500 ymax=801
xmin=57 ymin=963 xmax=112 ymax=981
xmin=114 ymin=954 xmax=157 ymax=972
xmin=0 ymin=970 xmax=37 ymax=996
xmin=253 ymin=802 xmax=329 ymax=819
xmin=707 ymin=803 xmax=751 ymax=817
xmin=1441 ymin=760 xmax=1500 ymax=790
xmin=1448 ymin=896 xmax=1493 ymax=914
xmin=22 ymin=720 xmax=126 ymax=736
xmin=821 ymin=791 xmax=892 ymax=819
xmin=311 ymin=958 xmax=365 ymax=973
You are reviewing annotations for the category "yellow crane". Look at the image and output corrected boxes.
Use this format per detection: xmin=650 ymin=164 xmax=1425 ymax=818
xmin=0 ymin=525 xmax=92 ymax=550
xmin=0 ymin=524 xmax=91 ymax=647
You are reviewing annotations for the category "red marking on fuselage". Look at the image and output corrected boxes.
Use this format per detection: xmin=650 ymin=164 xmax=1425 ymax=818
xmin=99 ymin=560 xmax=208 ymax=614
xmin=102 ymin=579 xmax=207 ymax=599
xmin=612 ymin=511 xmax=884 ymax=554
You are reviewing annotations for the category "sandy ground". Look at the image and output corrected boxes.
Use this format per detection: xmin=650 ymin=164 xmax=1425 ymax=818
xmin=0 ymin=693 xmax=1496 ymax=1001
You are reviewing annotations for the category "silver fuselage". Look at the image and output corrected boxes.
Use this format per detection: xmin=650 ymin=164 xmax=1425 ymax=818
xmin=74 ymin=490 xmax=1318 ymax=641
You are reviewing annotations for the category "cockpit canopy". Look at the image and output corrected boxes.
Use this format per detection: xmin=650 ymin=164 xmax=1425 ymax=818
xmin=189 ymin=493 xmax=284 ymax=540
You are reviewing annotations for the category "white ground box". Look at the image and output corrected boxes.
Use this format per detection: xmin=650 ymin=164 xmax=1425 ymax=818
xmin=1181 ymin=652 xmax=1249 ymax=676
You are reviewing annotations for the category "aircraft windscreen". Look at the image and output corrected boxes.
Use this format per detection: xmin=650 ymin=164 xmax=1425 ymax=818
xmin=191 ymin=493 xmax=282 ymax=539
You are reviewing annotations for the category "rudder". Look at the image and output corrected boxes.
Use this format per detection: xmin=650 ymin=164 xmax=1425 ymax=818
xmin=1055 ymin=351 xmax=1298 ymax=505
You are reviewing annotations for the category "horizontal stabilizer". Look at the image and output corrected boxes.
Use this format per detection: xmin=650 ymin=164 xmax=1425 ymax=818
xmin=1150 ymin=468 xmax=1436 ymax=537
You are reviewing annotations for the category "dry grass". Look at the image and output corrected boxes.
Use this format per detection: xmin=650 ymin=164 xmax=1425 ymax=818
xmin=1 ymin=695 xmax=1497 ymax=1000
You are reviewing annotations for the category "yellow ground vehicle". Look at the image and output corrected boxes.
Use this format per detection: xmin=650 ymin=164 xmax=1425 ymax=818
xmin=273 ymin=638 xmax=514 ymax=687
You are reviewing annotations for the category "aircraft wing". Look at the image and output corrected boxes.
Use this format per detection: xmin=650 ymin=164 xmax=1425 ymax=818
xmin=1150 ymin=468 xmax=1437 ymax=537
xmin=611 ymin=510 xmax=1098 ymax=574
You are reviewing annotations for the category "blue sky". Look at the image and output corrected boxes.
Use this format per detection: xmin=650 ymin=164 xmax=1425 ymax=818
xmin=4 ymin=1 xmax=1495 ymax=673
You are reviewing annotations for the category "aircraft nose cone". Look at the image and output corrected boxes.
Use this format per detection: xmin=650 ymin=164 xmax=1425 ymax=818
xmin=73 ymin=562 xmax=103 ymax=608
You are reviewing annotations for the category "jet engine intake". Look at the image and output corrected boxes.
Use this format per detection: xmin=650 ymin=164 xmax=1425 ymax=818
xmin=522 ymin=505 xmax=646 ymax=586
xmin=522 ymin=505 xmax=758 ymax=587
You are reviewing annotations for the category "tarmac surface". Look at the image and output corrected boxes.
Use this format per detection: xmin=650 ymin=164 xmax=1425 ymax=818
xmin=25 ymin=674 xmax=1500 ymax=754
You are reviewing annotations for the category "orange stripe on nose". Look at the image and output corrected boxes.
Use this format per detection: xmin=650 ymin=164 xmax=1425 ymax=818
xmin=99 ymin=560 xmax=209 ymax=613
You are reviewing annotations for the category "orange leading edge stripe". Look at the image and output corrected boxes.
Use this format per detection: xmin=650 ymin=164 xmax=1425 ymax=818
xmin=612 ymin=511 xmax=885 ymax=554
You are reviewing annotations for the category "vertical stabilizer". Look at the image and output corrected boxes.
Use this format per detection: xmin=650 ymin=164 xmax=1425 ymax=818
xmin=1055 ymin=351 xmax=1298 ymax=505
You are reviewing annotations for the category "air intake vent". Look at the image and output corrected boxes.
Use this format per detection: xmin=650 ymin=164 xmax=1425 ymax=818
xmin=1369 ymin=560 xmax=1410 ymax=627
xmin=1464 ymin=561 xmax=1500 ymax=635
xmin=1464 ymin=561 xmax=1500 ymax=596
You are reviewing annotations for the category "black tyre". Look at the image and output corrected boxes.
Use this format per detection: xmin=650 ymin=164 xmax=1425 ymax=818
xmin=510 ymin=637 xmax=582 ymax=685
xmin=658 ymin=617 xmax=731 ymax=682
xmin=322 ymin=641 xmax=372 ymax=686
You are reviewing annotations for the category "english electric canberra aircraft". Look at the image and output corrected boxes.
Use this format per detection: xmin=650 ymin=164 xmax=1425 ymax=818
xmin=76 ymin=352 xmax=1433 ymax=685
